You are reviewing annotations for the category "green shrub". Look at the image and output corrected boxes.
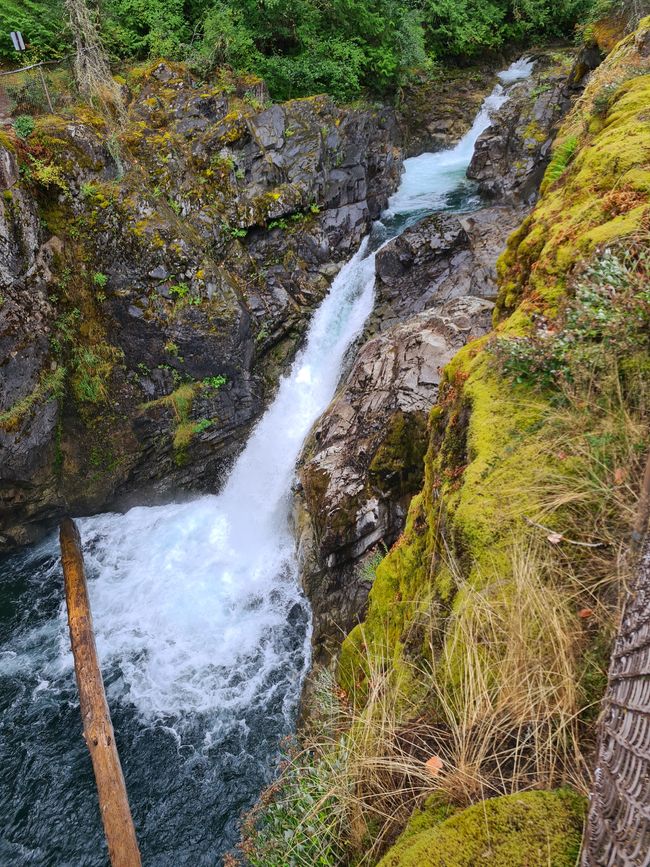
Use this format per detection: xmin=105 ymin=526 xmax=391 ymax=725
xmin=13 ymin=114 xmax=35 ymax=139
xmin=239 ymin=741 xmax=349 ymax=867
xmin=169 ymin=282 xmax=189 ymax=299
xmin=193 ymin=417 xmax=212 ymax=433
xmin=0 ymin=0 xmax=599 ymax=101
xmin=493 ymin=246 xmax=650 ymax=390
xmin=0 ymin=1 xmax=67 ymax=61
xmin=25 ymin=155 xmax=69 ymax=193
xmin=203 ymin=374 xmax=227 ymax=390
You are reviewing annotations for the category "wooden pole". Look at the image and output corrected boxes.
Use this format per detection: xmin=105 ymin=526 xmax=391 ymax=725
xmin=60 ymin=517 xmax=142 ymax=867
xmin=37 ymin=66 xmax=54 ymax=113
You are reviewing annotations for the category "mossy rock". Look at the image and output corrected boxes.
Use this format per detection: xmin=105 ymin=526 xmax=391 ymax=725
xmin=369 ymin=410 xmax=428 ymax=500
xmin=496 ymin=26 xmax=650 ymax=321
xmin=378 ymin=789 xmax=586 ymax=867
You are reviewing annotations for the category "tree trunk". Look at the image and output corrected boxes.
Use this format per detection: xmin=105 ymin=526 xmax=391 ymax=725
xmin=60 ymin=517 xmax=141 ymax=867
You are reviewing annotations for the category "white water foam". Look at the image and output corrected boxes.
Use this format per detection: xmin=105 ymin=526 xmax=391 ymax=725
xmin=386 ymin=56 xmax=535 ymax=217
xmin=6 ymin=56 xmax=535 ymax=735
xmin=68 ymin=242 xmax=378 ymax=723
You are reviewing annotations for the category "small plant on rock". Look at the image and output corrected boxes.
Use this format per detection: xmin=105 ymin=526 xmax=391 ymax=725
xmin=13 ymin=114 xmax=35 ymax=139
xmin=169 ymin=282 xmax=190 ymax=300
xmin=203 ymin=374 xmax=227 ymax=390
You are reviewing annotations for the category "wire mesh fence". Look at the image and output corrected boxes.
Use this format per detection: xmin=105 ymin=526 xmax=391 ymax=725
xmin=0 ymin=58 xmax=77 ymax=123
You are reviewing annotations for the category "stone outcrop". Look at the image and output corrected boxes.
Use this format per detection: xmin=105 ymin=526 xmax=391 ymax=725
xmin=467 ymin=51 xmax=576 ymax=204
xmin=369 ymin=208 xmax=525 ymax=332
xmin=296 ymin=296 xmax=493 ymax=662
xmin=0 ymin=64 xmax=402 ymax=549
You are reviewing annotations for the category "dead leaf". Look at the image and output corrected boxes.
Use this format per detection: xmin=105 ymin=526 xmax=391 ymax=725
xmin=425 ymin=756 xmax=444 ymax=777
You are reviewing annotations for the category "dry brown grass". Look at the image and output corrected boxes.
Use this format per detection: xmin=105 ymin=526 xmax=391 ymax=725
xmin=421 ymin=542 xmax=589 ymax=805
xmin=534 ymin=357 xmax=650 ymax=623
xmin=270 ymin=539 xmax=593 ymax=865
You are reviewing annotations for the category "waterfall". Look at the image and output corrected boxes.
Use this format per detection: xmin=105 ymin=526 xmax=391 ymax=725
xmin=0 ymin=57 xmax=534 ymax=865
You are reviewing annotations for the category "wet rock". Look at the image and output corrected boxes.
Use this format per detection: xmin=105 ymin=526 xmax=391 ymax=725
xmin=397 ymin=66 xmax=499 ymax=157
xmin=148 ymin=265 xmax=169 ymax=280
xmin=467 ymin=50 xmax=577 ymax=204
xmin=0 ymin=68 xmax=403 ymax=551
xmin=296 ymin=297 xmax=493 ymax=663
xmin=0 ymin=145 xmax=19 ymax=189
xmin=369 ymin=207 xmax=525 ymax=331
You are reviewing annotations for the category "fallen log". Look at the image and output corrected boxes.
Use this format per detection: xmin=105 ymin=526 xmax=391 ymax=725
xmin=60 ymin=517 xmax=141 ymax=867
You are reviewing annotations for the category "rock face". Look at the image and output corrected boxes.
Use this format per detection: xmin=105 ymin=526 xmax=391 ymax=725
xmin=296 ymin=50 xmax=580 ymax=665
xmin=296 ymin=296 xmax=493 ymax=662
xmin=0 ymin=63 xmax=402 ymax=549
xmin=370 ymin=208 xmax=525 ymax=331
xmin=397 ymin=67 xmax=498 ymax=157
xmin=467 ymin=51 xmax=576 ymax=204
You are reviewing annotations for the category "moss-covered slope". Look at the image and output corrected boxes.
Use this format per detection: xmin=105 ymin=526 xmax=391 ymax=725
xmin=337 ymin=16 xmax=650 ymax=865
xmin=378 ymin=789 xmax=586 ymax=867
xmin=340 ymin=14 xmax=650 ymax=697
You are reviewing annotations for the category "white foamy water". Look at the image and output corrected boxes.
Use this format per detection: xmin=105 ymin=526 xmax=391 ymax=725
xmin=387 ymin=56 xmax=534 ymax=217
xmin=71 ymin=242 xmax=378 ymax=722
xmin=3 ymin=56 xmax=536 ymax=733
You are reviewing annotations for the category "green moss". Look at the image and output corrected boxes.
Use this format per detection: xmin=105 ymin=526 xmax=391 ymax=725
xmin=0 ymin=367 xmax=66 ymax=431
xmin=395 ymin=793 xmax=459 ymax=843
xmin=496 ymin=48 xmax=650 ymax=321
xmin=339 ymin=349 xmax=556 ymax=697
xmin=377 ymin=789 xmax=586 ymax=867
xmin=369 ymin=410 xmax=428 ymax=500
xmin=523 ymin=119 xmax=549 ymax=145
xmin=0 ymin=130 xmax=16 ymax=152
xmin=141 ymin=382 xmax=208 ymax=459
xmin=338 ymin=504 xmax=429 ymax=696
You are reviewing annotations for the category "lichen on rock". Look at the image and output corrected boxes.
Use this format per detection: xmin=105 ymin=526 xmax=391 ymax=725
xmin=0 ymin=62 xmax=403 ymax=549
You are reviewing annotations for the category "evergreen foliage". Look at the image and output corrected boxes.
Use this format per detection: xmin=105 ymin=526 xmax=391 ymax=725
xmin=1 ymin=0 xmax=596 ymax=100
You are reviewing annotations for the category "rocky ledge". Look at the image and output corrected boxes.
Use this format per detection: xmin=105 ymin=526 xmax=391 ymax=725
xmin=296 ymin=296 xmax=493 ymax=663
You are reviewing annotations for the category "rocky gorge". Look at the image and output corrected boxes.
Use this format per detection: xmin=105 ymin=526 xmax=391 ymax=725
xmin=0 ymin=48 xmax=582 ymax=556
xmin=295 ymin=47 xmax=583 ymax=665
xmin=3 ymin=11 xmax=650 ymax=864
xmin=0 ymin=63 xmax=404 ymax=549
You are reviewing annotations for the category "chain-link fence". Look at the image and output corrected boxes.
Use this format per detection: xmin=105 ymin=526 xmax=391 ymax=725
xmin=0 ymin=58 xmax=76 ymax=123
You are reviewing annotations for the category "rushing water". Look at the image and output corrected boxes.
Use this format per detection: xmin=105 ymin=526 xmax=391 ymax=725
xmin=0 ymin=58 xmax=533 ymax=866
